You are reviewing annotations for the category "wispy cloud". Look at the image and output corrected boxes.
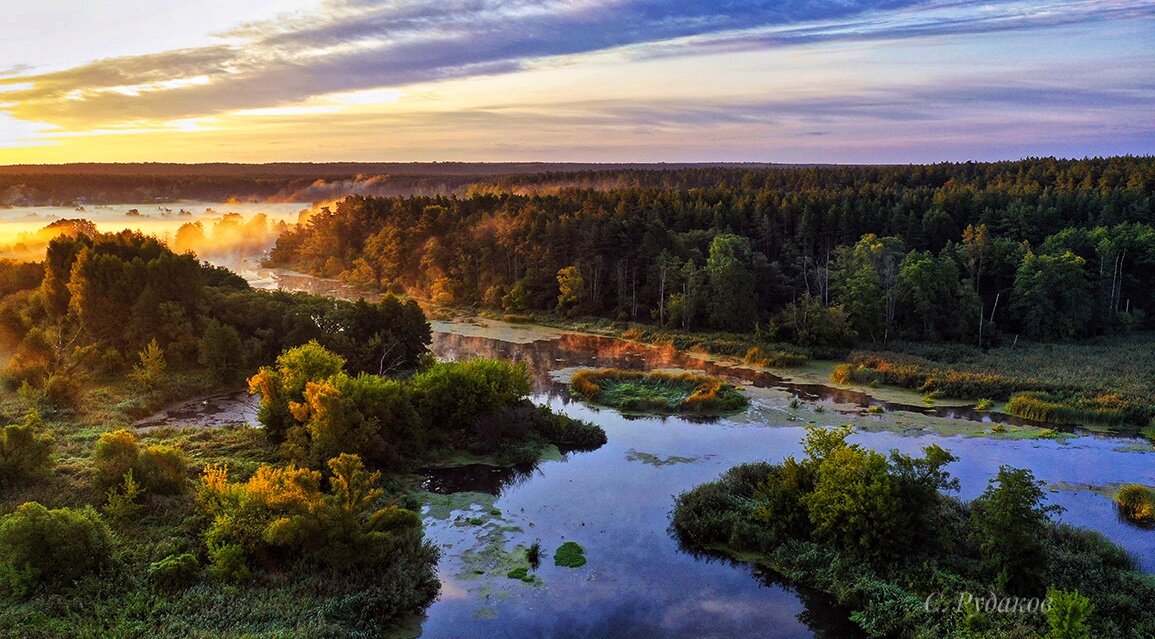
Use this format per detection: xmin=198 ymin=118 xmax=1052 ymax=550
xmin=3 ymin=0 xmax=1149 ymax=128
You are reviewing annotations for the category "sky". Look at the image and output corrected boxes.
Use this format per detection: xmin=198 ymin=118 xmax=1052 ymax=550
xmin=0 ymin=0 xmax=1152 ymax=164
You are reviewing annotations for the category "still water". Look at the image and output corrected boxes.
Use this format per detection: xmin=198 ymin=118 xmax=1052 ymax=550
xmin=407 ymin=326 xmax=1155 ymax=638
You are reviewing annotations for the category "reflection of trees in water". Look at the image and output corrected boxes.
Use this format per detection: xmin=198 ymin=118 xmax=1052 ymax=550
xmin=752 ymin=566 xmax=869 ymax=639
xmin=670 ymin=534 xmax=866 ymax=639
xmin=431 ymin=329 xmax=1059 ymax=429
xmin=419 ymin=462 xmax=539 ymax=496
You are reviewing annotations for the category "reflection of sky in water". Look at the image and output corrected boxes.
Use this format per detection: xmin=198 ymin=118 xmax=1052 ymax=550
xmin=419 ymin=398 xmax=865 ymax=639
xmin=418 ymin=329 xmax=1155 ymax=638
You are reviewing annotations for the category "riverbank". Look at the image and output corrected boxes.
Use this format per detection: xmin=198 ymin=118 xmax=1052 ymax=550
xmin=426 ymin=309 xmax=1154 ymax=444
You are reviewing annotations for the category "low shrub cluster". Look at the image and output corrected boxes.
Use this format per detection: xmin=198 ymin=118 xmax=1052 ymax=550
xmin=0 ymin=411 xmax=53 ymax=487
xmin=93 ymin=429 xmax=190 ymax=495
xmin=0 ymin=502 xmax=114 ymax=597
xmin=570 ymin=368 xmax=748 ymax=415
xmin=195 ymin=452 xmax=440 ymax=626
xmin=147 ymin=553 xmax=199 ymax=590
xmin=198 ymin=453 xmax=429 ymax=572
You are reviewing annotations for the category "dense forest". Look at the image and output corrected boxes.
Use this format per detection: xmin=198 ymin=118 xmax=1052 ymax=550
xmin=0 ymin=162 xmax=744 ymax=205
xmin=269 ymin=157 xmax=1155 ymax=346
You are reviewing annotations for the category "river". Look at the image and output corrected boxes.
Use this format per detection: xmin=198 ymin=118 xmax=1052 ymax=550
xmin=400 ymin=322 xmax=1155 ymax=638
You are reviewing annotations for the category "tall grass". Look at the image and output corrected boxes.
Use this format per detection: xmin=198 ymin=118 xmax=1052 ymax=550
xmin=833 ymin=336 xmax=1155 ymax=428
xmin=1114 ymin=485 xmax=1155 ymax=526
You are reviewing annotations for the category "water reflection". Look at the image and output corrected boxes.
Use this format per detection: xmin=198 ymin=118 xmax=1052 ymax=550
xmin=432 ymin=330 xmax=1069 ymax=432
xmin=413 ymin=325 xmax=1155 ymax=638
xmin=420 ymin=463 xmax=538 ymax=496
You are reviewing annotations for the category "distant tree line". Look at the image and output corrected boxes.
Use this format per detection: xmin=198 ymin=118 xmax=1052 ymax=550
xmin=267 ymin=156 xmax=1155 ymax=345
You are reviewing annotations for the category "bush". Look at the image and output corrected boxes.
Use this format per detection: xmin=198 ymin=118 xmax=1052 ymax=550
xmin=93 ymin=430 xmax=189 ymax=494
xmin=43 ymin=372 xmax=81 ymax=408
xmin=207 ymin=543 xmax=250 ymax=583
xmin=134 ymin=444 xmax=190 ymax=495
xmin=102 ymin=469 xmax=143 ymax=521
xmin=411 ymin=359 xmax=532 ymax=435
xmin=1045 ymin=588 xmax=1093 ymax=639
xmin=0 ymin=411 xmax=53 ymax=487
xmin=672 ymin=480 xmax=741 ymax=548
xmin=130 ymin=339 xmax=168 ymax=389
xmin=198 ymin=454 xmax=426 ymax=572
xmin=93 ymin=429 xmax=139 ymax=491
xmin=148 ymin=553 xmax=199 ymax=590
xmin=1113 ymin=484 xmax=1155 ymax=526
xmin=803 ymin=444 xmax=911 ymax=565
xmin=0 ymin=502 xmax=114 ymax=596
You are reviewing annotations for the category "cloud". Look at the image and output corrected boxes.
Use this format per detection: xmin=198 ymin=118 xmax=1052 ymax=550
xmin=3 ymin=0 xmax=1149 ymax=129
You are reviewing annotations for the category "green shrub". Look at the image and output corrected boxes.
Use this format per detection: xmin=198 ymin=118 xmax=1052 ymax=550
xmin=207 ymin=543 xmax=250 ymax=583
xmin=42 ymin=372 xmax=81 ymax=408
xmin=0 ymin=502 xmax=114 ymax=596
xmin=0 ymin=411 xmax=53 ymax=487
xmin=672 ymin=480 xmax=741 ymax=547
xmin=93 ymin=429 xmax=140 ymax=490
xmin=802 ymin=445 xmax=910 ymax=564
xmin=1045 ymin=588 xmax=1093 ymax=639
xmin=134 ymin=444 xmax=190 ymax=494
xmin=130 ymin=339 xmax=168 ymax=389
xmin=93 ymin=430 xmax=189 ymax=494
xmin=411 ymin=359 xmax=532 ymax=434
xmin=198 ymin=454 xmax=426 ymax=573
xmin=102 ymin=468 xmax=144 ymax=521
xmin=148 ymin=553 xmax=199 ymax=590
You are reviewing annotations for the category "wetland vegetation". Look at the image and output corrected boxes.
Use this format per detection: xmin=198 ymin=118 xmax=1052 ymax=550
xmin=570 ymin=368 xmax=747 ymax=415
xmin=673 ymin=425 xmax=1155 ymax=638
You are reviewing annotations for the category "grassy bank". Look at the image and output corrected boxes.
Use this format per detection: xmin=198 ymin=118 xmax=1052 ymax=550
xmin=833 ymin=335 xmax=1155 ymax=430
xmin=438 ymin=304 xmax=1155 ymax=434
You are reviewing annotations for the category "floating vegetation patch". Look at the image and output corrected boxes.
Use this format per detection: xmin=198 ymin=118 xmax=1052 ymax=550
xmin=570 ymin=369 xmax=747 ymax=415
xmin=553 ymin=541 xmax=587 ymax=568
xmin=625 ymin=449 xmax=712 ymax=467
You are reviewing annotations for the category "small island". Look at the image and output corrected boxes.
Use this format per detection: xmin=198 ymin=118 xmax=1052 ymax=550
xmin=570 ymin=369 xmax=748 ymax=415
